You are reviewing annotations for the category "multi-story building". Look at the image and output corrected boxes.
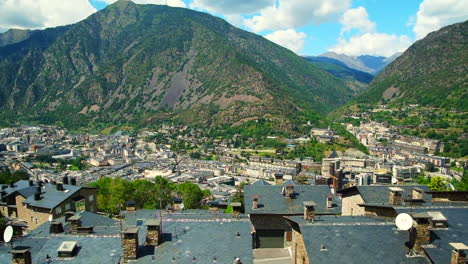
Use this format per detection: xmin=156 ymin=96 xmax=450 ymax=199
xmin=0 ymin=178 xmax=97 ymax=229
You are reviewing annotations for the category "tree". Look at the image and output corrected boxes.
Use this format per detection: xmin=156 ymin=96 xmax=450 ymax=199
xmin=176 ymin=182 xmax=203 ymax=209
xmin=427 ymin=176 xmax=449 ymax=191
xmin=295 ymin=175 xmax=309 ymax=185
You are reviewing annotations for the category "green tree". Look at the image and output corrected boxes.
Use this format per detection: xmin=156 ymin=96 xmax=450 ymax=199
xmin=427 ymin=176 xmax=449 ymax=191
xmin=176 ymin=182 xmax=204 ymax=209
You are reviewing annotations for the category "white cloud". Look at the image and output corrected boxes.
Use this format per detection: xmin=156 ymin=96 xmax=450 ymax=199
xmin=264 ymin=29 xmax=307 ymax=54
xmin=413 ymin=0 xmax=468 ymax=39
xmin=244 ymin=0 xmax=351 ymax=32
xmin=0 ymin=0 xmax=96 ymax=30
xmin=340 ymin=6 xmax=375 ymax=34
xmin=330 ymin=33 xmax=412 ymax=57
xmin=98 ymin=0 xmax=185 ymax=7
xmin=191 ymin=0 xmax=274 ymax=15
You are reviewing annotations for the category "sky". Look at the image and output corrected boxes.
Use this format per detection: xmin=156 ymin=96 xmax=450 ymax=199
xmin=0 ymin=0 xmax=467 ymax=57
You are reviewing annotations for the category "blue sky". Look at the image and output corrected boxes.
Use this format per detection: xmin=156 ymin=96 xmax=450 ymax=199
xmin=1 ymin=0 xmax=467 ymax=57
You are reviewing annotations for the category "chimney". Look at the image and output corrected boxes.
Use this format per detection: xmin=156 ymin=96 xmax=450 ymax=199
xmin=28 ymin=180 xmax=34 ymax=186
xmin=274 ymin=174 xmax=284 ymax=185
xmin=449 ymin=243 xmax=468 ymax=264
xmin=388 ymin=187 xmax=404 ymax=205
xmin=70 ymin=178 xmax=77 ymax=186
xmin=410 ymin=212 xmax=432 ymax=253
xmin=50 ymin=221 xmax=64 ymax=234
xmin=63 ymin=176 xmax=69 ymax=185
xmin=284 ymin=184 xmax=295 ymax=198
xmin=123 ymin=227 xmax=139 ymax=262
xmin=126 ymin=201 xmax=136 ymax=212
xmin=64 ymin=211 xmax=74 ymax=222
xmin=173 ymin=198 xmax=183 ymax=211
xmin=67 ymin=215 xmax=82 ymax=233
xmin=303 ymin=201 xmax=316 ymax=222
xmin=145 ymin=219 xmax=161 ymax=246
xmin=412 ymin=187 xmax=423 ymax=200
xmin=230 ymin=202 xmax=242 ymax=215
xmin=326 ymin=194 xmax=333 ymax=208
xmin=34 ymin=193 xmax=41 ymax=201
xmin=10 ymin=246 xmax=32 ymax=264
xmin=56 ymin=183 xmax=64 ymax=191
xmin=252 ymin=196 xmax=259 ymax=210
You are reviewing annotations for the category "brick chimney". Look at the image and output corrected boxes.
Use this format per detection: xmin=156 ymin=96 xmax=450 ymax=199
xmin=50 ymin=221 xmax=64 ymax=234
xmin=252 ymin=196 xmax=259 ymax=210
xmin=412 ymin=187 xmax=423 ymax=200
xmin=284 ymin=184 xmax=295 ymax=198
xmin=67 ymin=215 xmax=82 ymax=233
xmin=326 ymin=194 xmax=333 ymax=208
xmin=173 ymin=198 xmax=183 ymax=211
xmin=230 ymin=202 xmax=242 ymax=215
xmin=388 ymin=187 xmax=404 ymax=205
xmin=274 ymin=174 xmax=284 ymax=185
xmin=449 ymin=243 xmax=468 ymax=264
xmin=145 ymin=220 xmax=161 ymax=246
xmin=126 ymin=201 xmax=136 ymax=212
xmin=123 ymin=227 xmax=139 ymax=263
xmin=410 ymin=212 xmax=432 ymax=253
xmin=303 ymin=201 xmax=316 ymax=222
xmin=10 ymin=246 xmax=32 ymax=264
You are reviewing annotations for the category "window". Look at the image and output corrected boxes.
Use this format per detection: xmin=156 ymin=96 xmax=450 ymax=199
xmin=136 ymin=219 xmax=144 ymax=226
xmin=65 ymin=203 xmax=71 ymax=211
xmin=89 ymin=195 xmax=94 ymax=202
xmin=75 ymin=199 xmax=85 ymax=212
xmin=56 ymin=207 xmax=62 ymax=214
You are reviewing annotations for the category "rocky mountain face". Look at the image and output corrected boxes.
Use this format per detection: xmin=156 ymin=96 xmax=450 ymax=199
xmin=315 ymin=52 xmax=401 ymax=75
xmin=0 ymin=0 xmax=356 ymax=128
xmin=357 ymin=20 xmax=467 ymax=111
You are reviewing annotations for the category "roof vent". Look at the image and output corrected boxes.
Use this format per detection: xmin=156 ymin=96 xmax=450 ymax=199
xmin=50 ymin=221 xmax=64 ymax=234
xmin=320 ymin=245 xmax=328 ymax=252
xmin=427 ymin=211 xmax=448 ymax=228
xmin=57 ymin=241 xmax=78 ymax=258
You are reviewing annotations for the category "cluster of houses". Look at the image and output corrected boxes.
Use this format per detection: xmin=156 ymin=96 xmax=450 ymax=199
xmin=0 ymin=176 xmax=467 ymax=264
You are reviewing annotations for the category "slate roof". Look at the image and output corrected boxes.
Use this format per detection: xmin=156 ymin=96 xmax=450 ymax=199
xmin=122 ymin=210 xmax=253 ymax=264
xmin=394 ymin=207 xmax=468 ymax=264
xmin=244 ymin=184 xmax=340 ymax=215
xmin=339 ymin=185 xmax=432 ymax=206
xmin=23 ymin=183 xmax=82 ymax=209
xmin=2 ymin=180 xmax=34 ymax=198
xmin=0 ymin=211 xmax=121 ymax=264
xmin=287 ymin=216 xmax=430 ymax=264
xmin=251 ymin=179 xmax=271 ymax=186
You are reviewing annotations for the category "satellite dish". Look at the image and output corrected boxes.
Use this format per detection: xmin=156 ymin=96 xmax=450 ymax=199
xmin=3 ymin=225 xmax=13 ymax=243
xmin=48 ymin=215 xmax=53 ymax=222
xmin=395 ymin=213 xmax=413 ymax=230
xmin=180 ymin=202 xmax=185 ymax=210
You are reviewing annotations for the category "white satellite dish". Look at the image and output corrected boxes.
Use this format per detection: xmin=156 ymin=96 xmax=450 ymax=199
xmin=395 ymin=213 xmax=413 ymax=231
xmin=180 ymin=202 xmax=185 ymax=210
xmin=48 ymin=215 xmax=53 ymax=222
xmin=3 ymin=225 xmax=13 ymax=243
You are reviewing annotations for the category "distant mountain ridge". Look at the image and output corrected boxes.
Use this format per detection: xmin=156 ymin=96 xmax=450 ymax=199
xmin=0 ymin=1 xmax=356 ymax=129
xmin=313 ymin=52 xmax=402 ymax=75
xmin=356 ymin=20 xmax=468 ymax=110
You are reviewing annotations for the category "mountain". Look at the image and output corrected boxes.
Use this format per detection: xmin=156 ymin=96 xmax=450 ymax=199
xmin=357 ymin=20 xmax=467 ymax=111
xmin=315 ymin=52 xmax=401 ymax=75
xmin=0 ymin=29 xmax=36 ymax=47
xmin=304 ymin=56 xmax=374 ymax=93
xmin=0 ymin=0 xmax=356 ymax=129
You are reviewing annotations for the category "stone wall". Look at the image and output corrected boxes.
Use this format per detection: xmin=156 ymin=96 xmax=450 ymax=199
xmin=432 ymin=192 xmax=468 ymax=202
xmin=291 ymin=230 xmax=309 ymax=264
xmin=123 ymin=233 xmax=138 ymax=263
xmin=409 ymin=221 xmax=430 ymax=253
xmin=341 ymin=191 xmax=365 ymax=216
xmin=146 ymin=226 xmax=160 ymax=246
xmin=451 ymin=250 xmax=466 ymax=264
xmin=364 ymin=207 xmax=396 ymax=217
